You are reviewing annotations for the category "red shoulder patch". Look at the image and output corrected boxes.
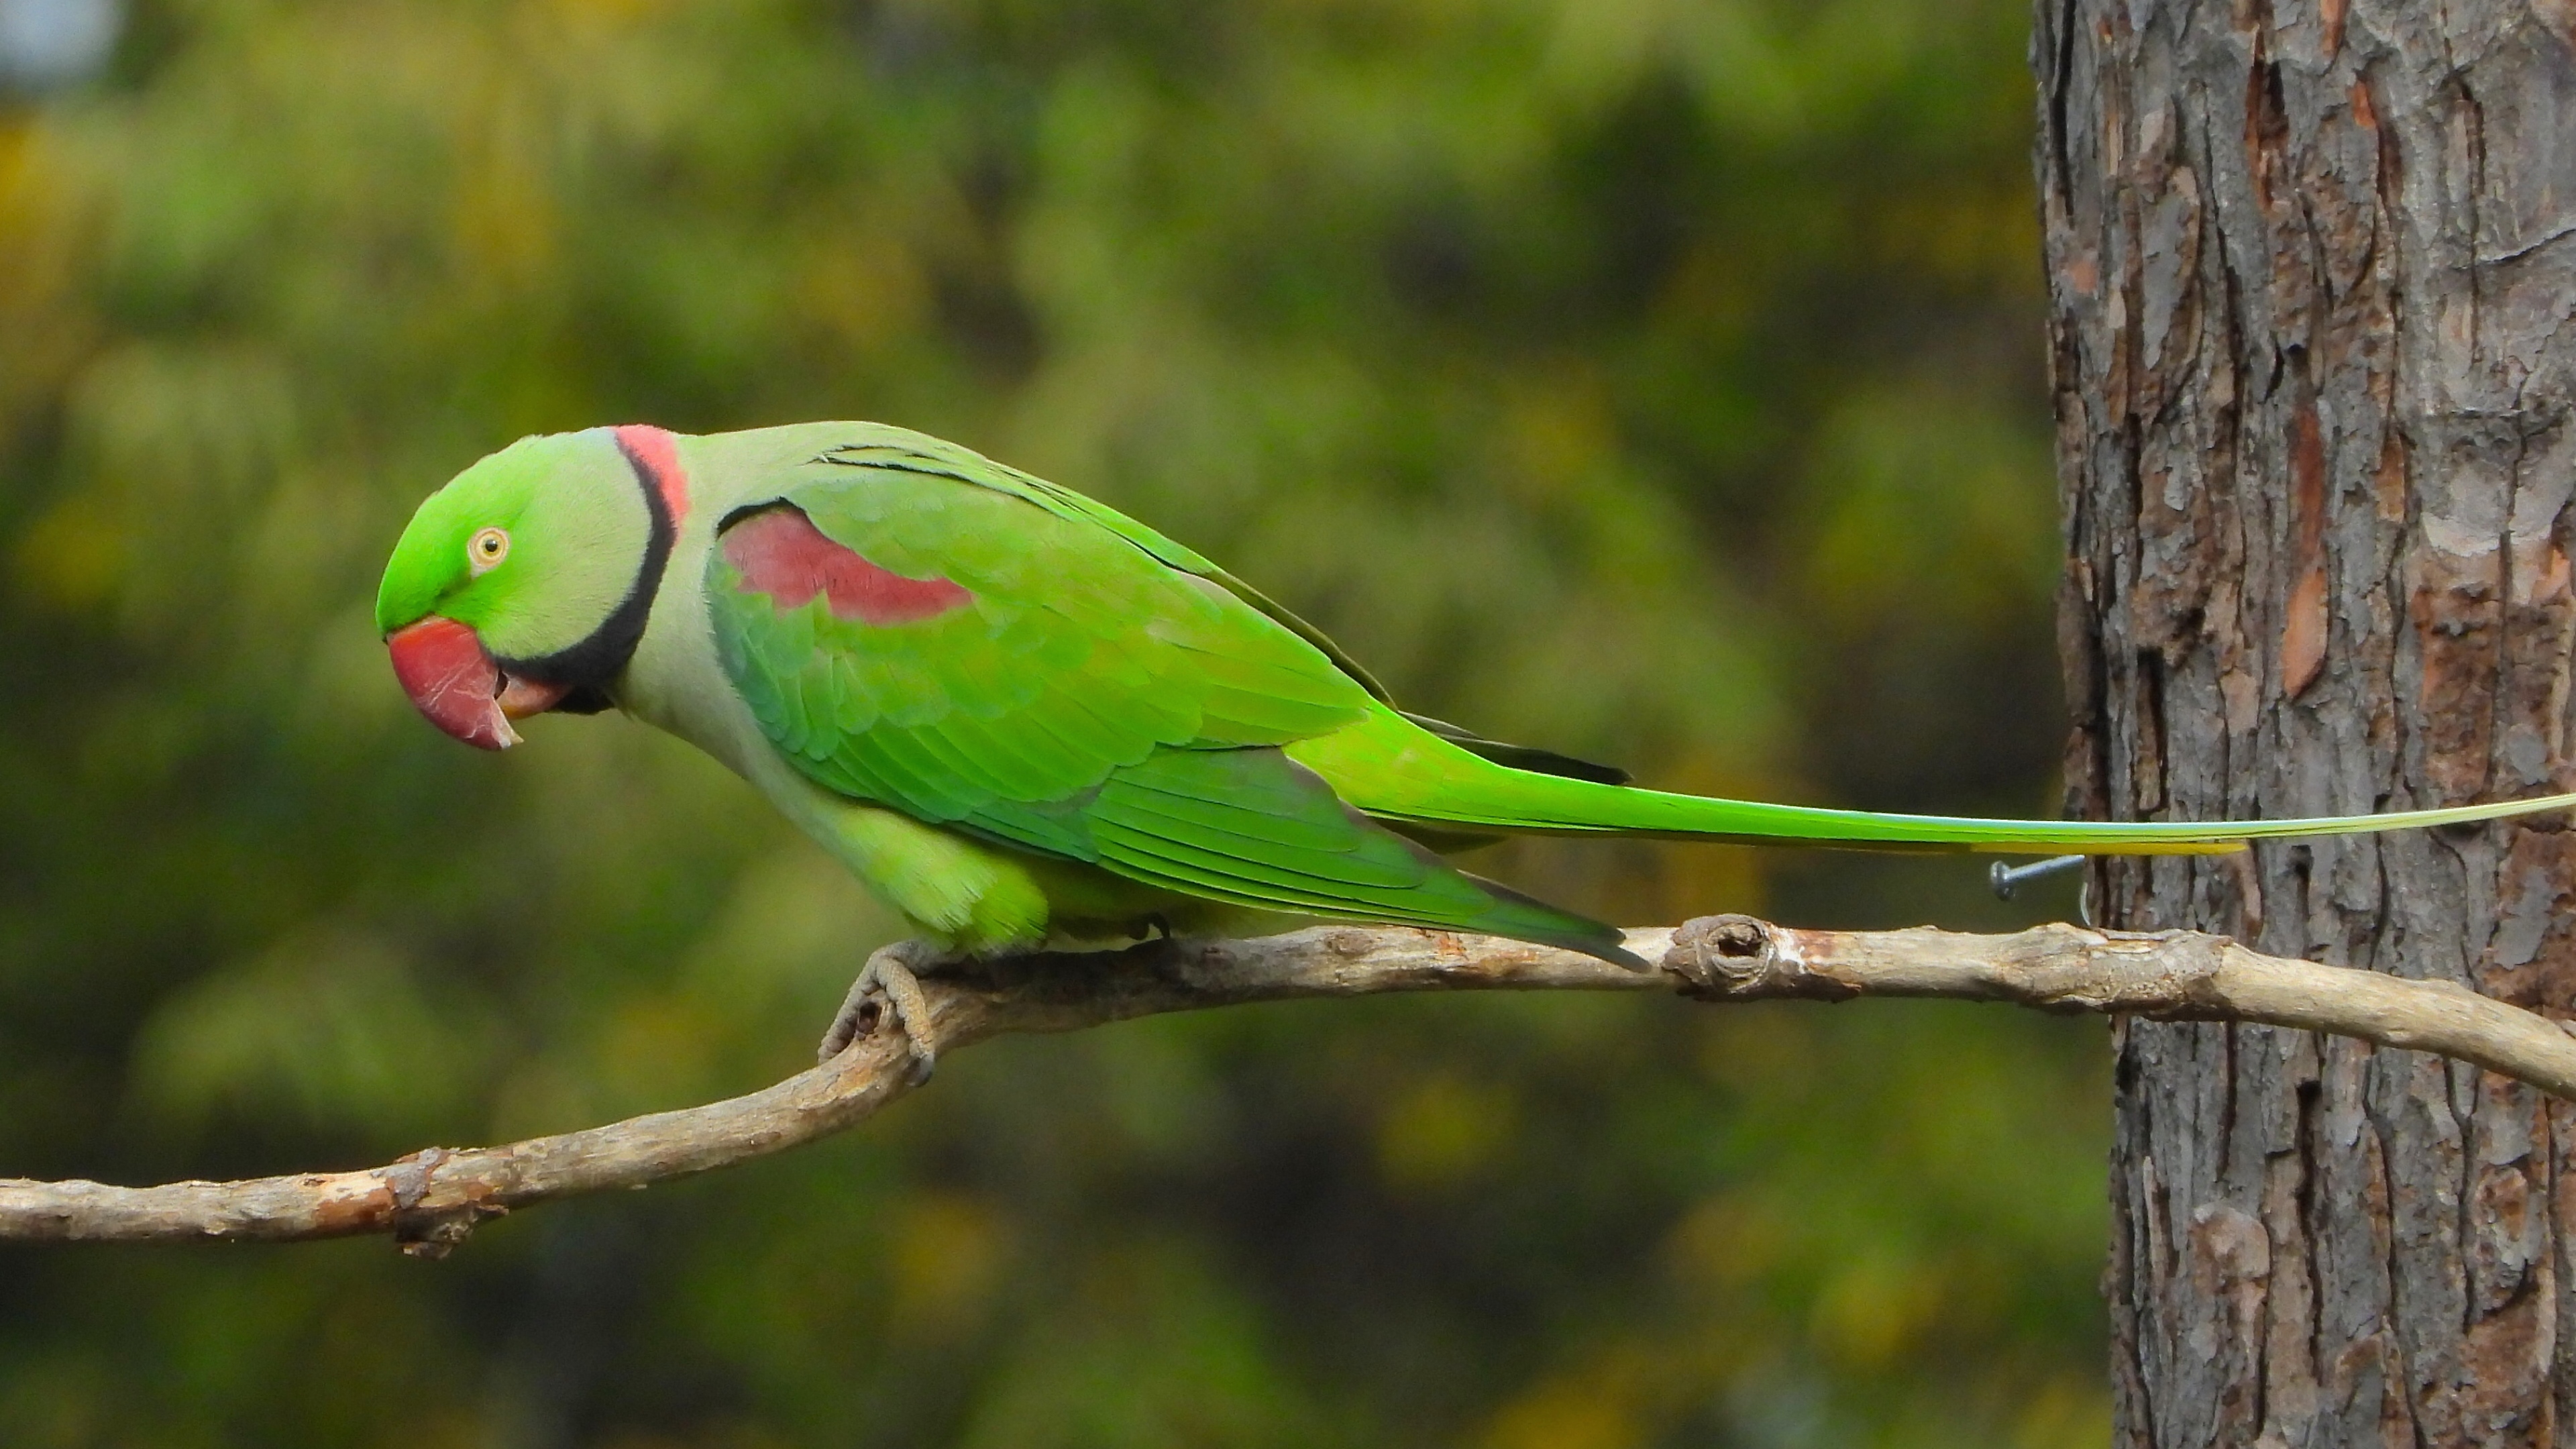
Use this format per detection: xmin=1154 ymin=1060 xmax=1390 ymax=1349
xmin=722 ymin=506 xmax=974 ymax=625
xmin=614 ymin=424 xmax=691 ymax=527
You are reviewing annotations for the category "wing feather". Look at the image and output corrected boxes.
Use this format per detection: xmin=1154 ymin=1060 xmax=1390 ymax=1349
xmin=706 ymin=437 xmax=1633 ymax=962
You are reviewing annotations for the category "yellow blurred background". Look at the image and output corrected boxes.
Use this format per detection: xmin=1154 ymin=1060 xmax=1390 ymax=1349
xmin=0 ymin=1 xmax=2107 ymax=1444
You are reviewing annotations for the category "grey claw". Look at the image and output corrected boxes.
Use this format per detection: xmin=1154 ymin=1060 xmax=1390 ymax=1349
xmin=818 ymin=943 xmax=941 ymax=1083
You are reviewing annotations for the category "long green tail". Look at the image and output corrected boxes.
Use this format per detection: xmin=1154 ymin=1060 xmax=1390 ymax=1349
xmin=1290 ymin=708 xmax=2576 ymax=857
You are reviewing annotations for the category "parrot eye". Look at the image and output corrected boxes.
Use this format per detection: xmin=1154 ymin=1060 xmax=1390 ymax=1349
xmin=468 ymin=527 xmax=511 ymax=576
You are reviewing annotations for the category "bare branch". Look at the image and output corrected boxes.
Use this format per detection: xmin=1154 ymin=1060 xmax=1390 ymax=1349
xmin=7 ymin=914 xmax=2574 ymax=1254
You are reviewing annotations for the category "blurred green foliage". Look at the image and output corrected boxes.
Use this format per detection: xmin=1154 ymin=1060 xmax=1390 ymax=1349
xmin=0 ymin=1 xmax=2106 ymax=1444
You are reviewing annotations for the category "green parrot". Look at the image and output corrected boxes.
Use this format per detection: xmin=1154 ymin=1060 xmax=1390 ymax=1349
xmin=376 ymin=422 xmax=2576 ymax=1071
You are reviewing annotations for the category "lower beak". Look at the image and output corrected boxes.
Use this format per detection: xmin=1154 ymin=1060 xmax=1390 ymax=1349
xmin=386 ymin=616 xmax=570 ymax=750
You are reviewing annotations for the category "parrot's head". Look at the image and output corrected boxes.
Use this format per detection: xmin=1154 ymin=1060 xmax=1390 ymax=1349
xmin=376 ymin=426 xmax=683 ymax=749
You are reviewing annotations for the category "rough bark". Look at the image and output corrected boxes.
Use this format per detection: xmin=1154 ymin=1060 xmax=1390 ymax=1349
xmin=2039 ymin=0 xmax=2576 ymax=1441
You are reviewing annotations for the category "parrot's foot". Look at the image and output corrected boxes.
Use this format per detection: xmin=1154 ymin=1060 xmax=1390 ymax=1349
xmin=820 ymin=941 xmax=945 ymax=1084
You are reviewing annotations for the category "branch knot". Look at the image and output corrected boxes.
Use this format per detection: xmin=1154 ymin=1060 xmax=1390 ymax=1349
xmin=1662 ymin=914 xmax=1860 ymax=1002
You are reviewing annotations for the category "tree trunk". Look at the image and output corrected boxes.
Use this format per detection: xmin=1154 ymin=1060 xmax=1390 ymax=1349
xmin=2037 ymin=1 xmax=2576 ymax=1442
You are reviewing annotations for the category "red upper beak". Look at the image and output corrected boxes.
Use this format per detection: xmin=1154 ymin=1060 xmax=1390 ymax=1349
xmin=386 ymin=616 xmax=568 ymax=750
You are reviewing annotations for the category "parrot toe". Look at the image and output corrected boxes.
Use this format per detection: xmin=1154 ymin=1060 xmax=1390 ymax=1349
xmin=819 ymin=941 xmax=943 ymax=1084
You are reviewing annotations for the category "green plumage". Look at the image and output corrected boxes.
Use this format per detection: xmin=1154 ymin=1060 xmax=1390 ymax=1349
xmin=708 ymin=441 xmax=1631 ymax=961
xmin=377 ymin=421 xmax=2576 ymax=970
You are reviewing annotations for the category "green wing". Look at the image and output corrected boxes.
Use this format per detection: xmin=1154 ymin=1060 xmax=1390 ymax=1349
xmin=809 ymin=434 xmax=1385 ymax=691
xmin=808 ymin=433 xmax=1629 ymax=785
xmin=706 ymin=445 xmax=1634 ymax=961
